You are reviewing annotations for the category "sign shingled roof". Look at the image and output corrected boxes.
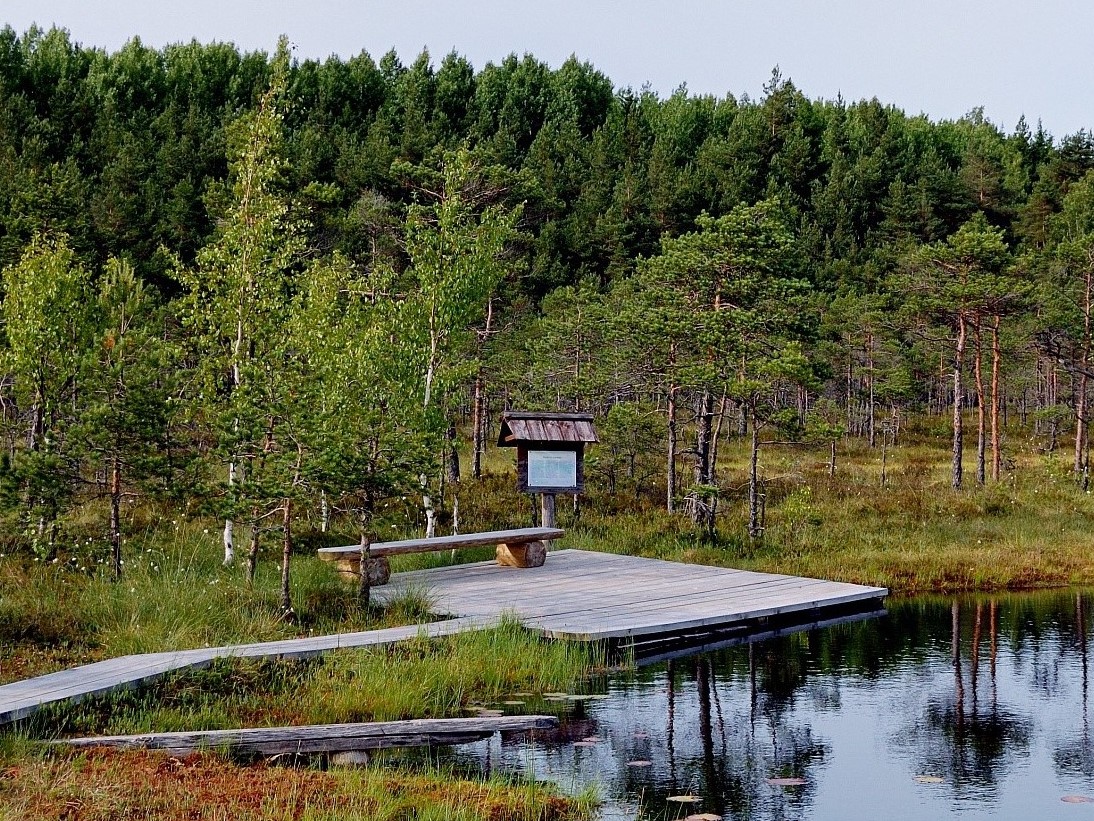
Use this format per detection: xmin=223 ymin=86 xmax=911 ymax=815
xmin=497 ymin=411 xmax=598 ymax=446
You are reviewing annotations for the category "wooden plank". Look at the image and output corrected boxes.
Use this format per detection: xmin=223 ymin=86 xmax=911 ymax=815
xmin=0 ymin=618 xmax=491 ymax=726
xmin=468 ymin=576 xmax=848 ymax=621
xmin=380 ymin=552 xmax=875 ymax=618
xmin=318 ymin=527 xmax=564 ymax=558
xmin=393 ymin=557 xmax=827 ymax=601
xmin=633 ymin=607 xmax=888 ymax=666
xmin=540 ymin=587 xmax=887 ymax=640
xmin=2 ymin=549 xmax=886 ymax=726
xmin=57 ymin=716 xmax=559 ymax=756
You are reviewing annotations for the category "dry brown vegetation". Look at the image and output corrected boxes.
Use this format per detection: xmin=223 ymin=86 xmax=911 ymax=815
xmin=0 ymin=748 xmax=583 ymax=821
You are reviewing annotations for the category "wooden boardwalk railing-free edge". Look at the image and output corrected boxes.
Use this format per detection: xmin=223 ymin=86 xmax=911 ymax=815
xmin=0 ymin=549 xmax=887 ymax=728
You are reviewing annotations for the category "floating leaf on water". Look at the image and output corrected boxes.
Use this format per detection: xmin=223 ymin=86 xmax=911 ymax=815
xmin=626 ymin=760 xmax=653 ymax=767
xmin=667 ymin=795 xmax=702 ymax=803
xmin=474 ymin=709 xmax=504 ymax=718
xmin=502 ymin=700 xmax=525 ymax=706
xmin=1062 ymin=795 xmax=1094 ymax=803
xmin=512 ymin=692 xmax=533 ymax=697
xmin=581 ymin=736 xmax=602 ymax=743
xmin=584 ymin=694 xmax=610 ymax=700
xmin=566 ymin=694 xmax=591 ymax=701
xmin=544 ymin=692 xmax=568 ymax=697
xmin=684 ymin=814 xmax=723 ymax=821
xmin=915 ymin=776 xmax=945 ymax=784
xmin=573 ymin=740 xmax=598 ymax=747
xmin=766 ymin=777 xmax=807 ymax=787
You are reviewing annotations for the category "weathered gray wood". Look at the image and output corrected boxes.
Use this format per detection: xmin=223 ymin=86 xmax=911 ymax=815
xmin=318 ymin=527 xmax=564 ymax=558
xmin=0 ymin=617 xmax=491 ymax=725
xmin=375 ymin=549 xmax=888 ymax=642
xmin=2 ymin=549 xmax=886 ymax=726
xmin=540 ymin=493 xmax=557 ymax=528
xmin=56 ymin=716 xmax=559 ymax=756
xmin=633 ymin=608 xmax=887 ymax=666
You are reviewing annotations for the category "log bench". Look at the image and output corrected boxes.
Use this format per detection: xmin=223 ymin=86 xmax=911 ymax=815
xmin=316 ymin=527 xmax=564 ymax=585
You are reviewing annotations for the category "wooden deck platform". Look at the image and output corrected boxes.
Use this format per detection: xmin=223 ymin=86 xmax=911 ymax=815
xmin=375 ymin=549 xmax=887 ymax=641
xmin=0 ymin=549 xmax=885 ymax=726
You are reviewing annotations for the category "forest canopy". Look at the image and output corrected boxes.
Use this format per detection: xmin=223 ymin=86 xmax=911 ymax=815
xmin=1 ymin=27 xmax=1092 ymax=611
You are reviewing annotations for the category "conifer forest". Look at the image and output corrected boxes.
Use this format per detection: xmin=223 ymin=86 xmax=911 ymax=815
xmin=2 ymin=27 xmax=1094 ymax=612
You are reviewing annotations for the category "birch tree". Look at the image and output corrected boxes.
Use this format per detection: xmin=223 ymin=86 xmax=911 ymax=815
xmin=180 ymin=38 xmax=302 ymax=565
xmin=398 ymin=149 xmax=518 ymax=537
xmin=293 ymin=254 xmax=426 ymax=608
xmin=0 ymin=233 xmax=91 ymax=554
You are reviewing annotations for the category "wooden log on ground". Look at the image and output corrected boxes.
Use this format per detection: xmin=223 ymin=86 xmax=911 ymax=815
xmin=496 ymin=540 xmax=547 ymax=568
xmin=55 ymin=715 xmax=559 ymax=757
xmin=318 ymin=554 xmax=391 ymax=585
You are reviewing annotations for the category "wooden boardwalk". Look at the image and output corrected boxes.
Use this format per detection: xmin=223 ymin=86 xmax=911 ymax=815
xmin=0 ymin=549 xmax=885 ymax=726
xmin=376 ymin=549 xmax=887 ymax=640
xmin=0 ymin=617 xmax=487 ymax=726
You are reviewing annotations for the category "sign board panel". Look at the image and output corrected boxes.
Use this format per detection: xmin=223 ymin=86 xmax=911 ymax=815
xmin=527 ymin=449 xmax=578 ymax=490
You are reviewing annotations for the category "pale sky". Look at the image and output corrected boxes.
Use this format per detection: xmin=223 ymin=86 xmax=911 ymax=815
xmin=4 ymin=1 xmax=1094 ymax=138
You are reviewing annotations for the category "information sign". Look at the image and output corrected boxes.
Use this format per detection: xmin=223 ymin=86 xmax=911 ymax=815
xmin=527 ymin=449 xmax=578 ymax=490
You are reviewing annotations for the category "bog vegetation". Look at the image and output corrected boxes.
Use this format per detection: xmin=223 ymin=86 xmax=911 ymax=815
xmin=0 ymin=27 xmax=1093 ymax=615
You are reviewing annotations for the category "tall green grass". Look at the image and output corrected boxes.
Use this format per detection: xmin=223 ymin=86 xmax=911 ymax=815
xmin=19 ymin=618 xmax=607 ymax=737
xmin=0 ymin=518 xmax=437 ymax=681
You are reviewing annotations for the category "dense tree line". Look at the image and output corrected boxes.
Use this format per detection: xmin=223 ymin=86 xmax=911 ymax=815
xmin=3 ymin=27 xmax=1094 ymax=608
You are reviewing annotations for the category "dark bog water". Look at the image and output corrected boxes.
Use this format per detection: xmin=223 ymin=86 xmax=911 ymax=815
xmin=457 ymin=590 xmax=1094 ymax=820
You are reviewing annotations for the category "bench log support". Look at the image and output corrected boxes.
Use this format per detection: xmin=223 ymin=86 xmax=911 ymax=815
xmin=318 ymin=527 xmax=563 ymax=585
xmin=496 ymin=540 xmax=547 ymax=568
xmin=324 ymin=555 xmax=392 ymax=586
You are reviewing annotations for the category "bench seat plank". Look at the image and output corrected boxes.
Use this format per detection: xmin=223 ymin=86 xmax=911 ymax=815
xmin=317 ymin=527 xmax=564 ymax=559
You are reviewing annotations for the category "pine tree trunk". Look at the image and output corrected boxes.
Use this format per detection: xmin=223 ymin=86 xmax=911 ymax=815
xmin=246 ymin=521 xmax=260 ymax=587
xmin=952 ymin=315 xmax=966 ymax=489
xmin=867 ymin=332 xmax=876 ymax=448
xmin=1077 ymin=267 xmax=1093 ymax=478
xmin=445 ymin=422 xmax=460 ymax=484
xmin=246 ymin=423 xmax=274 ymax=586
xmin=709 ymin=389 xmax=729 ymax=484
xmin=881 ymin=431 xmax=889 ymax=487
xmin=666 ymin=380 xmax=677 ymax=513
xmin=357 ymin=515 xmax=372 ymax=610
xmin=973 ymin=318 xmax=986 ymax=486
xmin=845 ymin=351 xmax=853 ymax=434
xmin=748 ymin=406 xmax=762 ymax=540
xmin=472 ymin=374 xmax=484 ymax=480
xmin=691 ymin=389 xmax=713 ymax=528
xmin=990 ymin=315 xmax=1003 ymax=481
xmin=110 ymin=454 xmax=122 ymax=581
xmin=280 ymin=498 xmax=293 ymax=618
xmin=421 ymin=473 xmax=437 ymax=538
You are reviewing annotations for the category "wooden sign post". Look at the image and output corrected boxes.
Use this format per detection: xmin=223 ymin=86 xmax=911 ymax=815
xmin=497 ymin=411 xmax=598 ymax=531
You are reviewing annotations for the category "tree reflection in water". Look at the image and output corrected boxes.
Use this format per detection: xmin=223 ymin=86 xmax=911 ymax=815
xmin=468 ymin=590 xmax=1094 ymax=819
xmin=1055 ymin=594 xmax=1094 ymax=778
